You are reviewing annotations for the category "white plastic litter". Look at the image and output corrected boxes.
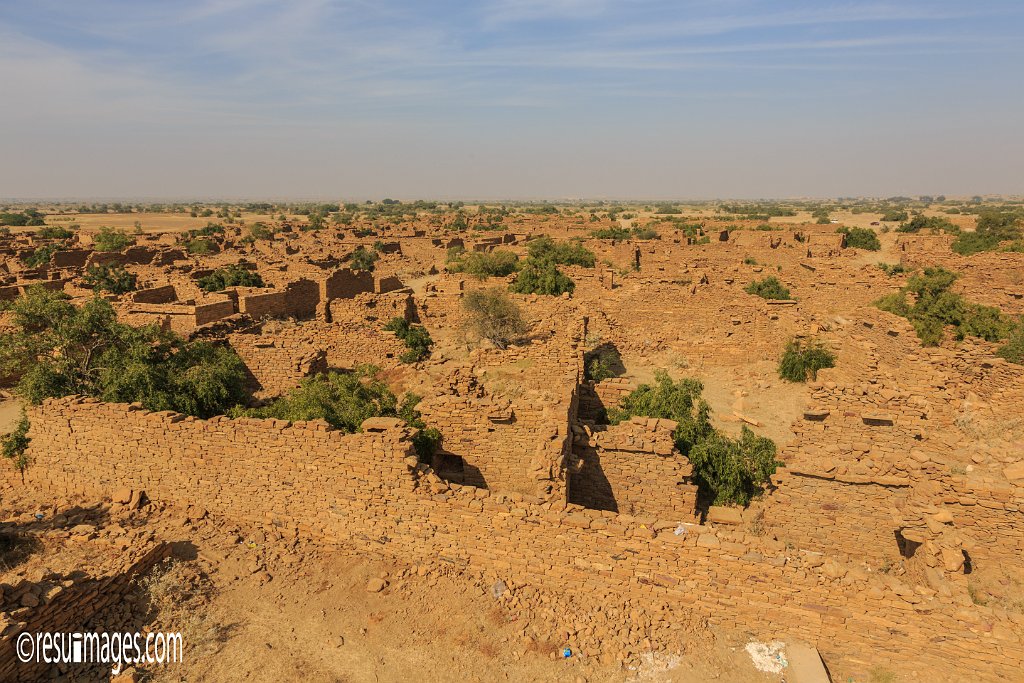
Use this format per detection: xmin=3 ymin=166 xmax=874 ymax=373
xmin=745 ymin=640 xmax=788 ymax=674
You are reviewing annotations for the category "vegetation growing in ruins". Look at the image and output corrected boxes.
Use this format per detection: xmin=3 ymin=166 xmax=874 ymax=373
xmin=778 ymin=339 xmax=836 ymax=382
xmin=82 ymin=264 xmax=137 ymax=294
xmin=996 ymin=325 xmax=1024 ymax=364
xmin=584 ymin=344 xmax=624 ymax=382
xmin=880 ymin=209 xmax=909 ymax=222
xmin=896 ymin=214 xmax=957 ymax=234
xmin=1 ymin=412 xmax=30 ymax=472
xmin=446 ymin=249 xmax=519 ymax=279
xmin=92 ymin=226 xmax=135 ymax=252
xmin=526 ymin=236 xmax=595 ymax=267
xmin=197 ymin=264 xmax=265 ymax=292
xmin=347 ymin=245 xmax=378 ymax=272
xmin=509 ymin=259 xmax=575 ymax=296
xmin=0 ymin=287 xmax=248 ymax=418
xmin=21 ymin=244 xmax=62 ymax=268
xmin=185 ymin=238 xmax=216 ymax=255
xmin=384 ymin=317 xmax=433 ymax=363
xmin=874 ymin=267 xmax=1020 ymax=351
xmin=462 ymin=287 xmax=528 ymax=349
xmin=609 ymin=372 xmax=779 ymax=506
xmin=877 ymin=262 xmax=906 ymax=276
xmin=231 ymin=366 xmax=441 ymax=459
xmin=37 ymin=225 xmax=74 ymax=240
xmin=950 ymin=211 xmax=1021 ymax=255
xmin=744 ymin=276 xmax=791 ymax=300
xmin=590 ymin=226 xmax=659 ymax=240
xmin=837 ymin=226 xmax=881 ymax=251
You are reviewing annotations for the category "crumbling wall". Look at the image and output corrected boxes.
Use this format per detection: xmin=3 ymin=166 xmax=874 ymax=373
xmin=570 ymin=418 xmax=698 ymax=520
xmin=15 ymin=397 xmax=1024 ymax=682
xmin=229 ymin=333 xmax=328 ymax=397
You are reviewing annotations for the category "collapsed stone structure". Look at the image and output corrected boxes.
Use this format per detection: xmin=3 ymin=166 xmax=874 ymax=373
xmin=2 ymin=214 xmax=1023 ymax=681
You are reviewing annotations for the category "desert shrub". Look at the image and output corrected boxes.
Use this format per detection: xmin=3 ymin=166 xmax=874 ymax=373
xmin=197 ymin=264 xmax=264 ymax=292
xmin=609 ymin=372 xmax=779 ymax=506
xmin=838 ymin=226 xmax=881 ymax=251
xmin=37 ymin=225 xmax=74 ymax=240
xmin=877 ymin=262 xmax=905 ymax=276
xmin=0 ymin=287 xmax=248 ymax=418
xmin=778 ymin=339 xmax=836 ymax=382
xmin=347 ymin=245 xmax=378 ymax=272
xmin=743 ymin=257 xmax=758 ymax=265
xmin=185 ymin=238 xmax=216 ymax=255
xmin=951 ymin=211 xmax=1021 ymax=255
xmin=874 ymin=267 xmax=1018 ymax=347
xmin=463 ymin=287 xmax=528 ymax=349
xmin=447 ymin=249 xmax=519 ymax=279
xmin=526 ymin=236 xmax=595 ymax=267
xmin=584 ymin=344 xmax=624 ymax=382
xmin=996 ymin=325 xmax=1024 ymax=364
xmin=93 ymin=227 xmax=135 ymax=252
xmin=183 ymin=223 xmax=224 ymax=240
xmin=82 ymin=264 xmax=137 ymax=294
xmin=249 ymin=222 xmax=274 ymax=240
xmin=744 ymin=276 xmax=791 ymax=300
xmin=1 ymin=412 xmax=30 ymax=472
xmin=509 ymin=258 xmax=574 ymax=296
xmin=896 ymin=214 xmax=957 ymax=234
xmin=880 ymin=209 xmax=909 ymax=222
xmin=591 ymin=226 xmax=659 ymax=240
xmin=233 ymin=367 xmax=441 ymax=458
xmin=384 ymin=317 xmax=433 ymax=363
xmin=0 ymin=210 xmax=45 ymax=226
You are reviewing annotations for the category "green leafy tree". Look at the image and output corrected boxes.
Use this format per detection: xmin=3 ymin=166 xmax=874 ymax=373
xmin=0 ymin=287 xmax=248 ymax=418
xmin=37 ymin=225 xmax=74 ymax=240
xmin=778 ymin=339 xmax=836 ymax=382
xmin=21 ymin=244 xmax=62 ymax=268
xmin=462 ymin=287 xmax=528 ymax=349
xmin=82 ymin=264 xmax=137 ymax=294
xmin=93 ymin=227 xmax=135 ymax=252
xmin=837 ymin=226 xmax=881 ymax=251
xmin=526 ymin=236 xmax=595 ymax=267
xmin=197 ymin=264 xmax=265 ymax=292
xmin=1 ymin=412 xmax=30 ymax=472
xmin=447 ymin=249 xmax=519 ymax=279
xmin=509 ymin=259 xmax=574 ymax=296
xmin=951 ymin=211 xmax=1021 ymax=255
xmin=609 ymin=372 xmax=779 ymax=506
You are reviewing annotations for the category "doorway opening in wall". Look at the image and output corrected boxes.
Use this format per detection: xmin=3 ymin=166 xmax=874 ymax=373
xmin=434 ymin=452 xmax=466 ymax=484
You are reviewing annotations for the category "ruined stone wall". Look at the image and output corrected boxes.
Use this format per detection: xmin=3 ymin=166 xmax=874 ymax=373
xmin=131 ymin=284 xmax=177 ymax=304
xmin=570 ymin=418 xmax=698 ymax=520
xmin=16 ymin=398 xmax=1024 ymax=681
xmin=228 ymin=333 xmax=328 ymax=397
xmin=320 ymin=268 xmax=374 ymax=300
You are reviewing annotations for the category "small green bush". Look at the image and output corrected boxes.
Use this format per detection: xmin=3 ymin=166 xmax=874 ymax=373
xmin=509 ymin=258 xmax=575 ymax=296
xmin=744 ymin=276 xmax=791 ymax=300
xmin=197 ymin=264 xmax=264 ymax=292
xmin=21 ymin=244 xmax=61 ymax=268
xmin=584 ymin=345 xmax=623 ymax=382
xmin=82 ymin=264 xmax=137 ymax=294
xmin=384 ymin=317 xmax=433 ymax=363
xmin=778 ymin=339 xmax=836 ymax=382
xmin=880 ymin=209 xmax=909 ymax=222
xmin=996 ymin=325 xmax=1024 ymax=364
xmin=185 ymin=238 xmax=216 ymax=255
xmin=838 ymin=226 xmax=881 ymax=251
xmin=877 ymin=263 xmax=905 ymax=276
xmin=896 ymin=214 xmax=957 ymax=234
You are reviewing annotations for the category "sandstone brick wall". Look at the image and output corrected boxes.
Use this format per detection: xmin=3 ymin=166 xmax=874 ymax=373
xmin=131 ymin=285 xmax=177 ymax=304
xmin=320 ymin=268 xmax=374 ymax=300
xmin=15 ymin=398 xmax=1024 ymax=681
xmin=570 ymin=418 xmax=698 ymax=520
xmin=229 ymin=332 xmax=328 ymax=397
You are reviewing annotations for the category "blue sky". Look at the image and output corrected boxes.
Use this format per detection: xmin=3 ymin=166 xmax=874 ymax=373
xmin=1 ymin=0 xmax=1022 ymax=199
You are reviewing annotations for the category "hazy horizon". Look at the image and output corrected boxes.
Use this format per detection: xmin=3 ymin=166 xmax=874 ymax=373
xmin=2 ymin=1 xmax=1023 ymax=199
